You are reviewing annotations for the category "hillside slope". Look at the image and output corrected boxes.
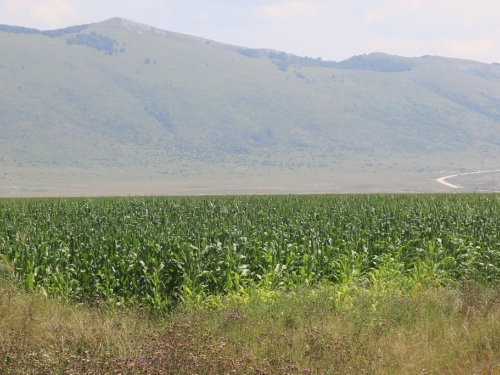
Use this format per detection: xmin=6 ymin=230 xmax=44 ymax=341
xmin=0 ymin=18 xmax=499 ymax=195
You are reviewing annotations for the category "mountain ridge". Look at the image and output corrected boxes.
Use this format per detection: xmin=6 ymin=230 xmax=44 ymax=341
xmin=3 ymin=17 xmax=496 ymax=68
xmin=99 ymin=17 xmax=254 ymax=51
xmin=0 ymin=18 xmax=499 ymax=196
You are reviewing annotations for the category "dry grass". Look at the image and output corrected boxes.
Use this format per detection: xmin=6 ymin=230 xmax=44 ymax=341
xmin=1 ymin=277 xmax=500 ymax=374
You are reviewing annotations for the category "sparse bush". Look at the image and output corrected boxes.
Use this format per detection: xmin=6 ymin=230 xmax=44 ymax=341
xmin=66 ymin=31 xmax=118 ymax=55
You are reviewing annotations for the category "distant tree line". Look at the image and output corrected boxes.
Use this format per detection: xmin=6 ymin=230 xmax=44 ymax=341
xmin=268 ymin=51 xmax=320 ymax=72
xmin=0 ymin=25 xmax=41 ymax=34
xmin=0 ymin=24 xmax=89 ymax=37
xmin=66 ymin=32 xmax=119 ymax=55
xmin=228 ymin=46 xmax=413 ymax=73
xmin=267 ymin=51 xmax=413 ymax=73
xmin=44 ymin=25 xmax=90 ymax=37
xmin=237 ymin=48 xmax=260 ymax=59
xmin=334 ymin=54 xmax=413 ymax=72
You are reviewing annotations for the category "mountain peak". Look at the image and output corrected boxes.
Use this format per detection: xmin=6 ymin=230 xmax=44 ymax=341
xmin=98 ymin=17 xmax=241 ymax=50
xmin=99 ymin=17 xmax=153 ymax=33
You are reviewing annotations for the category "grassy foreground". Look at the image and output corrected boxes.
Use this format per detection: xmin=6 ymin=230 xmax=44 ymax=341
xmin=1 ymin=271 xmax=500 ymax=374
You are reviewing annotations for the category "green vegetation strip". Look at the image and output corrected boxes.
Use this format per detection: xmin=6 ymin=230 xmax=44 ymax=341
xmin=1 ymin=194 xmax=499 ymax=310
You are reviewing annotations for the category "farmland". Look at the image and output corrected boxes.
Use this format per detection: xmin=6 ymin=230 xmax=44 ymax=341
xmin=1 ymin=194 xmax=500 ymax=374
xmin=1 ymin=194 xmax=500 ymax=308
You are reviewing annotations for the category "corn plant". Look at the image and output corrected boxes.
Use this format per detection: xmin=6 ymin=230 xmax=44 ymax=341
xmin=0 ymin=194 xmax=499 ymax=310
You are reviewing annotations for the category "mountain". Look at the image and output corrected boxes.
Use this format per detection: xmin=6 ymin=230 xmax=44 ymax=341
xmin=0 ymin=18 xmax=499 ymax=196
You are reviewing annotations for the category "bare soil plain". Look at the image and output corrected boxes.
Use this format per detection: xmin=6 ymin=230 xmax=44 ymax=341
xmin=0 ymin=168 xmax=475 ymax=197
xmin=1 ymin=151 xmax=497 ymax=197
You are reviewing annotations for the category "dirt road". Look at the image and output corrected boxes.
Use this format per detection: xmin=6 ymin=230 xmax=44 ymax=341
xmin=436 ymin=169 xmax=500 ymax=189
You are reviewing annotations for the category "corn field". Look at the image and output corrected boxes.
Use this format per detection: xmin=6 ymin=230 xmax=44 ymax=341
xmin=1 ymin=194 xmax=499 ymax=309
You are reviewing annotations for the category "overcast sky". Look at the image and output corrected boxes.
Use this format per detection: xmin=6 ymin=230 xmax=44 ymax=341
xmin=1 ymin=0 xmax=500 ymax=63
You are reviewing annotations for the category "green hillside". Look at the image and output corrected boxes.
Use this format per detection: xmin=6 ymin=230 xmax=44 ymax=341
xmin=0 ymin=18 xmax=499 ymax=196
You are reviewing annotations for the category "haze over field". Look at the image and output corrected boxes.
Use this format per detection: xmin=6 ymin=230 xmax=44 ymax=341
xmin=0 ymin=16 xmax=500 ymax=196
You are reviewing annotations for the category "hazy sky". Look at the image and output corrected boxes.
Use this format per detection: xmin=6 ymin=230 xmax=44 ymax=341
xmin=1 ymin=0 xmax=500 ymax=63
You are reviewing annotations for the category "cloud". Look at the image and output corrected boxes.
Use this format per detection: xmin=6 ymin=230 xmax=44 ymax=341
xmin=4 ymin=0 xmax=77 ymax=29
xmin=258 ymin=1 xmax=321 ymax=19
xmin=346 ymin=0 xmax=500 ymax=62
xmin=444 ymin=36 xmax=497 ymax=61
xmin=192 ymin=12 xmax=210 ymax=22
xmin=365 ymin=30 xmax=500 ymax=63
xmin=409 ymin=0 xmax=420 ymax=11
xmin=363 ymin=9 xmax=388 ymax=23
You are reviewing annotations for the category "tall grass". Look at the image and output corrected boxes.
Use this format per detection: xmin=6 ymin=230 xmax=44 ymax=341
xmin=1 ymin=279 xmax=500 ymax=374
